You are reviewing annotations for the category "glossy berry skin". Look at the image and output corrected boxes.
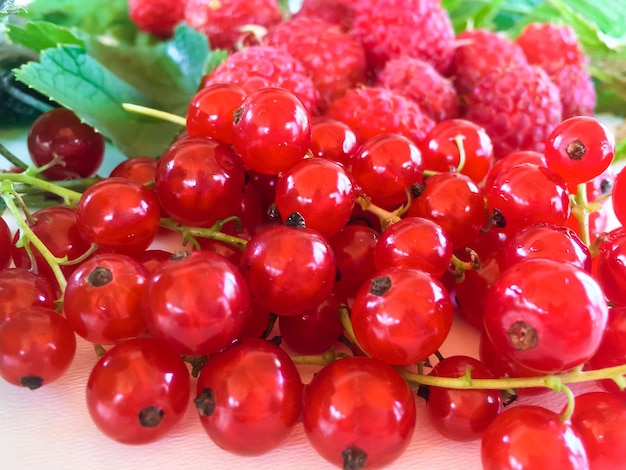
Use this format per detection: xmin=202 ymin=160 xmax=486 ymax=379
xmin=544 ymin=116 xmax=615 ymax=185
xmin=352 ymin=266 xmax=454 ymax=365
xmin=482 ymin=150 xmax=547 ymax=191
xmin=567 ymin=392 xmax=626 ymax=470
xmin=0 ymin=306 xmax=76 ymax=389
xmin=426 ymin=355 xmax=502 ymax=441
xmin=408 ymin=172 xmax=486 ymax=249
xmin=373 ymin=217 xmax=453 ymax=279
xmin=86 ymin=337 xmax=190 ymax=445
xmin=232 ymin=87 xmax=311 ymax=175
xmin=502 ymin=222 xmax=591 ymax=272
xmin=186 ymin=83 xmax=247 ymax=145
xmin=63 ymin=253 xmax=149 ymax=344
xmin=587 ymin=306 xmax=626 ymax=397
xmin=302 ymin=356 xmax=416 ymax=469
xmin=483 ymin=258 xmax=608 ymax=373
xmin=76 ymin=177 xmax=161 ymax=255
xmin=0 ymin=268 xmax=57 ymax=324
xmin=278 ymin=290 xmax=345 ymax=354
xmin=485 ymin=163 xmax=570 ymax=236
xmin=275 ymin=157 xmax=356 ymax=238
xmin=309 ymin=117 xmax=359 ymax=167
xmin=11 ymin=206 xmax=91 ymax=290
xmin=612 ymin=166 xmax=626 ymax=226
xmin=329 ymin=224 xmax=378 ymax=300
xmin=240 ymin=223 xmax=335 ymax=316
xmin=142 ymin=251 xmax=251 ymax=356
xmin=155 ymin=137 xmax=246 ymax=227
xmin=481 ymin=405 xmax=589 ymax=470
xmin=421 ymin=119 xmax=493 ymax=184
xmin=27 ymin=108 xmax=104 ymax=180
xmin=128 ymin=0 xmax=185 ymax=39
xmin=195 ymin=338 xmax=303 ymax=455
xmin=351 ymin=133 xmax=424 ymax=208
xmin=0 ymin=217 xmax=12 ymax=270
xmin=595 ymin=229 xmax=626 ymax=306
xmin=109 ymin=156 xmax=157 ymax=185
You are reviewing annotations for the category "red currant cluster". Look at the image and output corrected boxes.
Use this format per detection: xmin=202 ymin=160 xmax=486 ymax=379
xmin=0 ymin=77 xmax=625 ymax=468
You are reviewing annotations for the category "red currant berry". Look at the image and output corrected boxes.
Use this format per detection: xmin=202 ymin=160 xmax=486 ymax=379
xmin=352 ymin=266 xmax=454 ymax=365
xmin=567 ymin=391 xmax=626 ymax=469
xmin=595 ymin=229 xmax=626 ymax=306
xmin=76 ymin=177 xmax=161 ymax=255
xmin=142 ymin=250 xmax=251 ymax=355
xmin=302 ymin=356 xmax=416 ymax=468
xmin=544 ymin=116 xmax=615 ymax=185
xmin=483 ymin=258 xmax=608 ymax=373
xmin=0 ymin=217 xmax=12 ymax=270
xmin=240 ymin=216 xmax=335 ymax=316
xmin=351 ymin=133 xmax=424 ymax=208
xmin=274 ymin=157 xmax=356 ymax=238
xmin=485 ymin=163 xmax=570 ymax=236
xmin=86 ymin=337 xmax=190 ymax=444
xmin=195 ymin=338 xmax=303 ymax=455
xmin=309 ymin=117 xmax=359 ymax=166
xmin=421 ymin=118 xmax=494 ymax=184
xmin=408 ymin=172 xmax=486 ymax=249
xmin=186 ymin=83 xmax=247 ymax=144
xmin=426 ymin=355 xmax=502 ymax=441
xmin=27 ymin=107 xmax=105 ymax=180
xmin=373 ymin=217 xmax=453 ymax=278
xmin=0 ymin=268 xmax=57 ymax=324
xmin=63 ymin=253 xmax=149 ymax=344
xmin=481 ymin=405 xmax=589 ymax=469
xmin=155 ymin=136 xmax=246 ymax=227
xmin=483 ymin=150 xmax=547 ymax=191
xmin=612 ymin=165 xmax=626 ymax=227
xmin=0 ymin=306 xmax=76 ymax=389
xmin=109 ymin=156 xmax=157 ymax=185
xmin=232 ymin=87 xmax=311 ymax=175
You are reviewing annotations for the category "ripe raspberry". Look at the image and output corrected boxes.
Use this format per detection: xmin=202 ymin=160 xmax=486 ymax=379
xmin=201 ymin=46 xmax=320 ymax=114
xmin=294 ymin=0 xmax=356 ymax=32
xmin=516 ymin=23 xmax=588 ymax=70
xmin=184 ymin=0 xmax=282 ymax=51
xmin=352 ymin=0 xmax=455 ymax=74
xmin=263 ymin=17 xmax=367 ymax=111
xmin=375 ymin=57 xmax=459 ymax=122
xmin=463 ymin=64 xmax=562 ymax=159
xmin=128 ymin=0 xmax=185 ymax=39
xmin=451 ymin=29 xmax=528 ymax=97
xmin=516 ymin=23 xmax=595 ymax=118
xmin=325 ymin=86 xmax=435 ymax=146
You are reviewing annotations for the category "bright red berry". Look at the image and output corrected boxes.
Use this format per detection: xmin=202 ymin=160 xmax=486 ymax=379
xmin=128 ymin=0 xmax=185 ymax=39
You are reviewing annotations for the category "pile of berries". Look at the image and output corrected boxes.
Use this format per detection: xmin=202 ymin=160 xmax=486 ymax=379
xmin=2 ymin=0 xmax=626 ymax=469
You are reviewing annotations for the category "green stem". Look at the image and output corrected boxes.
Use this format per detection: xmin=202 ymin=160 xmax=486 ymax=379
xmin=1 ymin=186 xmax=67 ymax=293
xmin=397 ymin=363 xmax=626 ymax=390
xmin=159 ymin=218 xmax=248 ymax=251
xmin=122 ymin=103 xmax=187 ymax=127
xmin=0 ymin=172 xmax=82 ymax=205
xmin=450 ymin=249 xmax=481 ymax=282
xmin=339 ymin=305 xmax=370 ymax=357
xmin=573 ymin=183 xmax=591 ymax=247
xmin=0 ymin=142 xmax=29 ymax=170
xmin=453 ymin=135 xmax=467 ymax=174
xmin=290 ymin=348 xmax=349 ymax=367
xmin=557 ymin=383 xmax=576 ymax=422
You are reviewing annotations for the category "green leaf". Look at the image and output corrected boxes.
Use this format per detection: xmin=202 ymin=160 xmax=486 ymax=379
xmin=22 ymin=0 xmax=135 ymax=38
xmin=85 ymin=24 xmax=210 ymax=111
xmin=14 ymin=45 xmax=181 ymax=157
xmin=614 ymin=136 xmax=626 ymax=165
xmin=204 ymin=48 xmax=228 ymax=75
xmin=7 ymin=21 xmax=84 ymax=52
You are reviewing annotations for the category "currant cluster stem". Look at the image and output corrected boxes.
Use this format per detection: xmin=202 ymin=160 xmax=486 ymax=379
xmin=160 ymin=217 xmax=249 ymax=251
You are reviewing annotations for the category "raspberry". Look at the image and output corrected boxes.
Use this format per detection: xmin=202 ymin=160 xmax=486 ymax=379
xmin=184 ymin=0 xmax=282 ymax=51
xmin=463 ymin=64 xmax=563 ymax=159
xmin=375 ymin=57 xmax=459 ymax=122
xmin=516 ymin=23 xmax=588 ymax=70
xmin=128 ymin=0 xmax=185 ymax=39
xmin=352 ymin=0 xmax=455 ymax=74
xmin=516 ymin=23 xmax=596 ymax=118
xmin=324 ymin=86 xmax=435 ymax=145
xmin=451 ymin=29 xmax=528 ymax=97
xmin=294 ymin=0 xmax=356 ymax=32
xmin=263 ymin=17 xmax=367 ymax=111
xmin=201 ymin=46 xmax=320 ymax=115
